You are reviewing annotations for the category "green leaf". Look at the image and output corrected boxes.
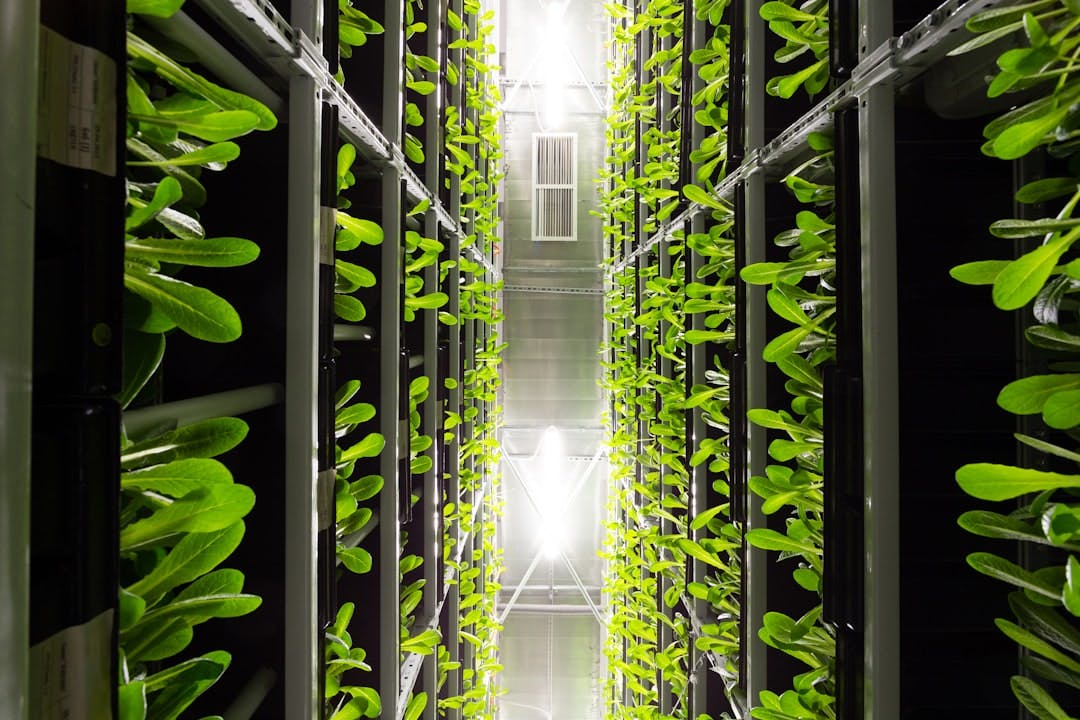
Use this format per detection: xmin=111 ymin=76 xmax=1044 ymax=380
xmin=146 ymin=650 xmax=231 ymax=720
xmin=990 ymin=217 xmax=1080 ymax=238
xmin=747 ymin=528 xmax=819 ymax=555
xmin=127 ymin=32 xmax=276 ymax=131
xmin=127 ymin=522 xmax=246 ymax=602
xmin=967 ymin=552 xmax=1061 ymax=599
xmin=175 ymin=568 xmax=245 ymax=599
xmin=759 ymin=1 xmax=817 ymax=21
xmin=408 ymin=198 xmax=432 ymax=217
xmin=405 ymin=292 xmax=449 ymax=310
xmin=126 ymin=177 xmax=183 ymax=232
xmin=338 ymin=403 xmax=376 ymax=427
xmin=407 ymin=80 xmax=436 ymax=95
xmin=337 ymin=260 xmax=377 ymax=289
xmin=124 ymin=264 xmax=241 ymax=343
xmin=1011 ymin=675 xmax=1073 ymax=720
xmin=690 ymin=504 xmax=727 ymax=531
xmin=118 ymin=331 xmax=165 ymax=409
xmin=336 ymin=380 xmax=361 ymax=409
xmin=334 ymin=294 xmax=367 ymax=322
xmin=1015 ymin=433 xmax=1080 ymax=464
xmin=993 ymin=232 xmax=1076 ymax=309
xmin=127 ymin=0 xmax=184 ymax=17
xmin=992 ymin=104 xmax=1071 ymax=160
xmin=1045 ymin=389 xmax=1080 ymax=429
xmin=136 ymin=592 xmax=261 ymax=628
xmin=674 ymin=537 xmax=728 ymax=570
xmin=340 ymin=433 xmax=386 ymax=462
xmin=121 ymin=458 xmax=233 ymax=497
xmin=119 ymin=588 xmax=147 ymax=632
xmin=1017 ymin=178 xmax=1079 ymax=204
xmin=127 ymin=141 xmax=240 ymax=168
xmin=1011 ymin=591 xmax=1080 ymax=656
xmin=998 ymin=619 xmax=1080 ymax=675
xmin=404 ymin=692 xmax=428 ymax=720
xmin=404 ymin=134 xmax=425 ymax=163
xmin=685 ymin=329 xmax=733 ymax=345
xmin=128 ymin=111 xmax=260 ymax=143
xmin=682 ymin=184 xmax=727 ymax=211
xmin=959 ymin=510 xmax=1047 ymax=544
xmin=333 ymin=687 xmax=381 ymax=719
xmin=120 ymin=484 xmax=255 ymax=550
xmin=339 ymin=546 xmax=373 ymax=574
xmin=957 ymin=463 xmax=1080 ymax=501
xmin=1028 ymin=325 xmax=1080 ymax=352
xmin=401 ymin=629 xmax=441 ymax=654
xmin=1065 ymin=556 xmax=1080 ymax=616
xmin=950 ymin=260 xmax=1011 ymax=285
xmin=121 ymin=418 xmax=248 ymax=470
xmin=123 ymin=617 xmax=192 ymax=663
xmin=998 ymin=374 xmax=1080 ymax=415
xmin=118 ymin=681 xmax=147 ymax=720
xmin=349 ymin=475 xmax=383 ymax=502
xmin=142 ymin=655 xmax=227 ymax=694
xmin=125 ymin=237 xmax=259 ymax=268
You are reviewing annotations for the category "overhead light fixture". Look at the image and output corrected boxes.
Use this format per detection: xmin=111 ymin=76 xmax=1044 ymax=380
xmin=532 ymin=425 xmax=566 ymax=558
xmin=542 ymin=1 xmax=569 ymax=129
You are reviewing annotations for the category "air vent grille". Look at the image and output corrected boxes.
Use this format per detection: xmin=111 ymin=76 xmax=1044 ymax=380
xmin=532 ymin=133 xmax=577 ymax=242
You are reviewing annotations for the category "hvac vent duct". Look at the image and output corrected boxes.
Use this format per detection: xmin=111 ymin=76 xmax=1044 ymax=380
xmin=532 ymin=132 xmax=577 ymax=241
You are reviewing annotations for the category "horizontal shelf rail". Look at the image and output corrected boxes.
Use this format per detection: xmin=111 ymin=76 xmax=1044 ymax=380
xmin=122 ymin=383 xmax=284 ymax=436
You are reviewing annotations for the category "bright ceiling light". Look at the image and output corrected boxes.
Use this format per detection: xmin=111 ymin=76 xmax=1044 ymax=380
xmin=542 ymin=2 xmax=570 ymax=129
xmin=533 ymin=425 xmax=566 ymax=558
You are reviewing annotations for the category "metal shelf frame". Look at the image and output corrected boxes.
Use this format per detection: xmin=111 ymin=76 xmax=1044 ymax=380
xmin=0 ymin=1 xmax=39 ymax=716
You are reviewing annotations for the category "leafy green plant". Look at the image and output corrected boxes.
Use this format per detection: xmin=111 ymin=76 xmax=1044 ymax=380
xmin=758 ymin=0 xmax=829 ymax=99
xmin=600 ymin=0 xmax=742 ymax=716
xmin=118 ymin=417 xmax=260 ymax=720
xmin=325 ymin=602 xmax=381 ymax=720
xmin=118 ymin=4 xmax=280 ymax=716
xmin=739 ymin=133 xmax=835 ymax=720
xmin=334 ymin=144 xmax=384 ymax=324
xmin=949 ymin=3 xmax=1080 ymax=714
xmin=123 ymin=24 xmax=275 ymax=395
xmin=337 ymin=1 xmax=385 ymax=84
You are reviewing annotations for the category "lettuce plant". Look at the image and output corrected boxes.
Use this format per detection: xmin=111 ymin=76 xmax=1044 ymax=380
xmin=757 ymin=1 xmax=829 ymax=99
xmin=740 ymin=134 xmax=835 ymax=720
xmin=118 ymin=417 xmax=260 ymax=720
xmin=949 ymin=4 xmax=1080 ymax=716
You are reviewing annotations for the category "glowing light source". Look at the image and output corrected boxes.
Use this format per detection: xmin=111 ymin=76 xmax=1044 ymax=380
xmin=532 ymin=425 xmax=566 ymax=558
xmin=541 ymin=1 xmax=569 ymax=129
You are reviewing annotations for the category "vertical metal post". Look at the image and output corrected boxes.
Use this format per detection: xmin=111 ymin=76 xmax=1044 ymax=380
xmin=422 ymin=1 xmax=446 ymax=715
xmin=445 ymin=0 xmax=465 ymax=713
xmin=859 ymin=83 xmax=898 ymax=720
xmin=857 ymin=4 xmax=895 ymax=718
xmin=381 ymin=0 xmax=405 ymax=713
xmin=285 ymin=70 xmax=322 ymax=720
xmin=657 ymin=237 xmax=674 ymax=717
xmin=0 ymin=3 xmax=38 ymax=716
xmin=742 ymin=0 xmax=768 ymax=712
xmin=743 ymin=168 xmax=768 ymax=714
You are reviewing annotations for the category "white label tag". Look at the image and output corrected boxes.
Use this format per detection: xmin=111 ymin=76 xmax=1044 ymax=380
xmin=37 ymin=26 xmax=117 ymax=177
xmin=29 ymin=610 xmax=115 ymax=720
xmin=320 ymin=205 xmax=337 ymax=266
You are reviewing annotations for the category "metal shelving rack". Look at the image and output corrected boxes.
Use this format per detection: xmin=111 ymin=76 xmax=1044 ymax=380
xmin=603 ymin=0 xmax=1028 ymax=718
xmin=12 ymin=0 xmax=503 ymax=718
